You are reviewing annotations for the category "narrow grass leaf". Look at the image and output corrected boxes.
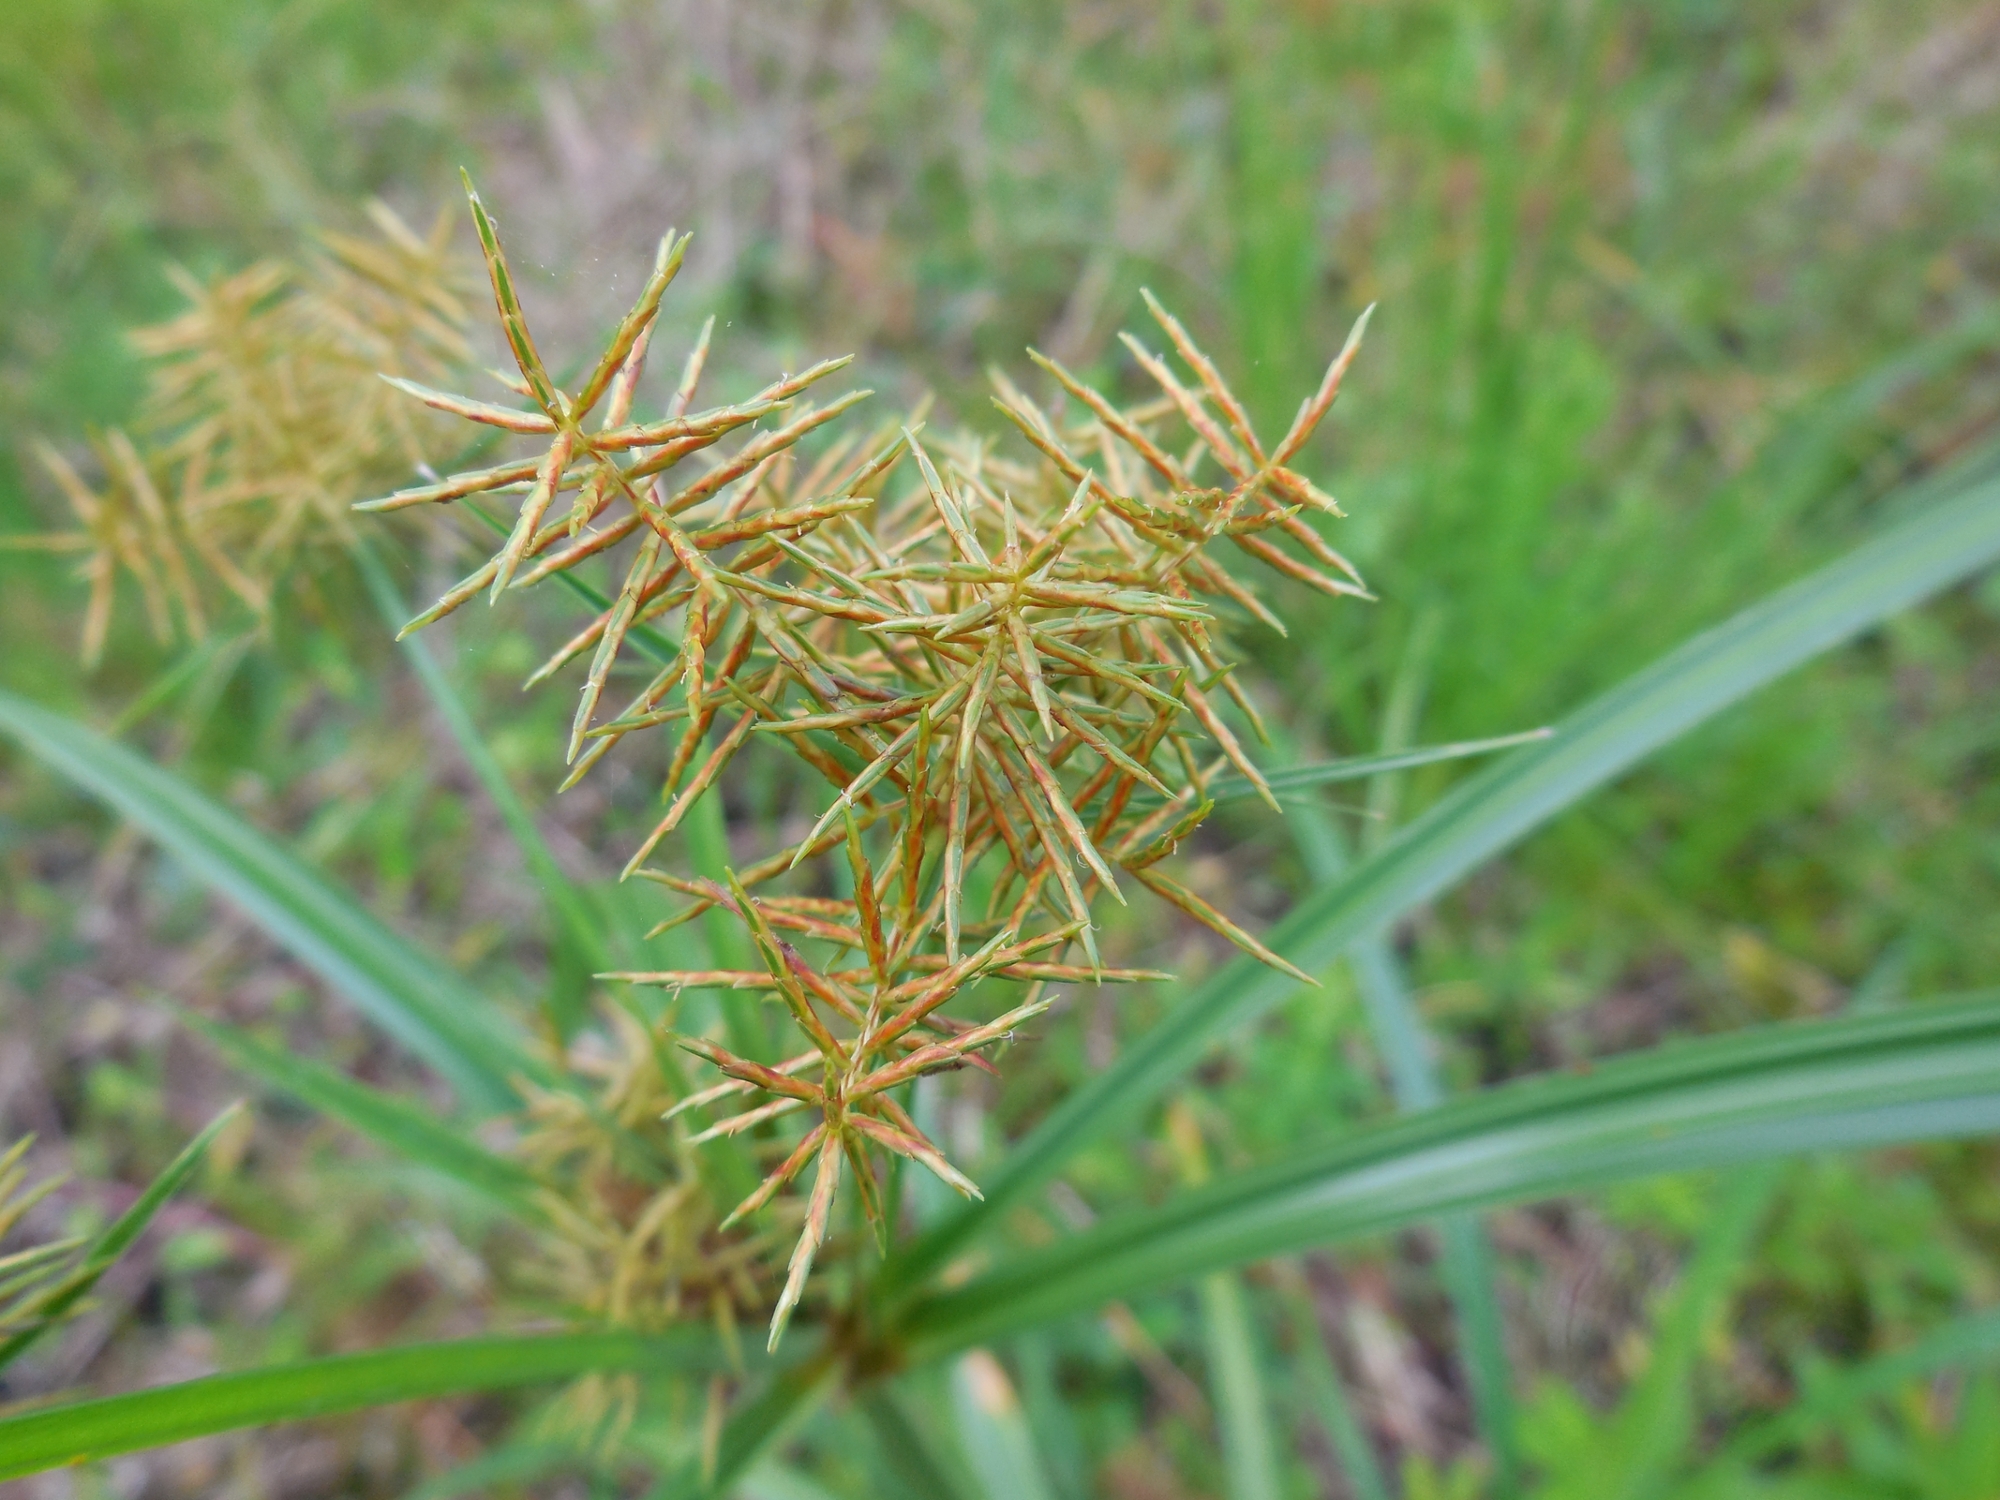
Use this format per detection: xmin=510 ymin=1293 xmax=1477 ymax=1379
xmin=1351 ymin=934 xmax=1519 ymax=1491
xmin=666 ymin=1354 xmax=838 ymax=1500
xmin=404 ymin=1442 xmax=584 ymax=1500
xmin=1131 ymin=730 xmax=1553 ymax=810
xmin=738 ymin=1463 xmax=849 ymax=1500
xmin=1270 ymin=692 xmax=1521 ymax=1497
xmin=0 ymin=1330 xmax=715 ymax=1480
xmin=1724 ymin=1308 xmax=2000 ymax=1464
xmin=1280 ymin=1283 xmax=1391 ymax=1500
xmin=894 ymin=990 xmax=2000 ymax=1355
xmin=354 ymin=536 xmax=611 ymax=1029
xmin=0 ymin=689 xmax=533 ymax=1110
xmin=860 ymin=1383 xmax=979 ymax=1500
xmin=1201 ymin=1273 xmax=1283 ymax=1500
xmin=184 ymin=1015 xmax=549 ymax=1222
xmin=951 ymin=1349 xmax=1058 ymax=1500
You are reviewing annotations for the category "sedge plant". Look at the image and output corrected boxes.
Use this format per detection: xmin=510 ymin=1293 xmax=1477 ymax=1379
xmin=3 ymin=174 xmax=2000 ymax=1496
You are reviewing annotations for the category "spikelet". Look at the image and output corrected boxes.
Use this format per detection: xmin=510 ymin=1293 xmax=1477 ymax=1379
xmin=0 ymin=1136 xmax=84 ymax=1347
xmin=142 ymin=203 xmax=472 ymax=578
xmin=12 ymin=201 xmax=473 ymax=662
xmin=367 ymin=180 xmax=1375 ymax=1347
xmin=512 ymin=1006 xmax=774 ymax=1342
xmin=15 ymin=433 xmax=207 ymax=667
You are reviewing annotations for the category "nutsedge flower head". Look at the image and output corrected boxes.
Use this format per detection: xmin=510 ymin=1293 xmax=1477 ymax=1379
xmin=366 ymin=174 xmax=1375 ymax=1349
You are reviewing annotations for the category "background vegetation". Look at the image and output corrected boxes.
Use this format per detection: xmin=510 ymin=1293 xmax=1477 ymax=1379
xmin=3 ymin=1 xmax=2000 ymax=1495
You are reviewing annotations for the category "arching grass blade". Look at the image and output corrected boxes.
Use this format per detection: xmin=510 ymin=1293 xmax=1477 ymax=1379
xmin=894 ymin=990 xmax=2000 ymax=1356
xmin=1128 ymin=730 xmax=1554 ymax=812
xmin=183 ymin=1014 xmax=550 ymax=1222
xmin=0 ymin=1329 xmax=715 ymax=1480
xmin=0 ymin=689 xmax=533 ymax=1110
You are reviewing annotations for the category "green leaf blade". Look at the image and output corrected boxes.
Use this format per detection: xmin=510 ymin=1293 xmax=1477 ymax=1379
xmin=184 ymin=1016 xmax=549 ymax=1222
xmin=0 ymin=690 xmax=534 ymax=1110
xmin=1133 ymin=729 xmax=1556 ymax=811
xmin=0 ymin=1330 xmax=713 ymax=1480
xmin=951 ymin=1351 xmax=1059 ymax=1500
xmin=353 ymin=538 xmax=609 ymax=976
xmin=1201 ymin=1273 xmax=1283 ymax=1500
xmin=895 ymin=992 xmax=2000 ymax=1357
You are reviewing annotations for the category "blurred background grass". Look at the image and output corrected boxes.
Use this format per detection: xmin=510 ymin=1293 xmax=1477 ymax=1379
xmin=4 ymin=0 xmax=2000 ymax=1494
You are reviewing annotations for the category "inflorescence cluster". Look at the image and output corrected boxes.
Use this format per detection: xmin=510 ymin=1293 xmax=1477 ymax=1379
xmin=369 ymin=175 xmax=1373 ymax=1348
xmin=16 ymin=204 xmax=469 ymax=664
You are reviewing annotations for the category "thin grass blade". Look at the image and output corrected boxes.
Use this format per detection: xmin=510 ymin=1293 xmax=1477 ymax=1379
xmin=183 ymin=1016 xmax=548 ymax=1221
xmin=896 ymin=989 xmax=2000 ymax=1355
xmin=0 ymin=690 xmax=533 ymax=1108
xmin=951 ymin=1349 xmax=1058 ymax=1500
xmin=1201 ymin=1272 xmax=1283 ymax=1500
xmin=0 ymin=1329 xmax=716 ymax=1480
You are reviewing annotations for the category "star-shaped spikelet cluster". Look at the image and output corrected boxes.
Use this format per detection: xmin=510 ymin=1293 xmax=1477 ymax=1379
xmin=370 ymin=177 xmax=1372 ymax=1348
xmin=12 ymin=203 xmax=471 ymax=664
